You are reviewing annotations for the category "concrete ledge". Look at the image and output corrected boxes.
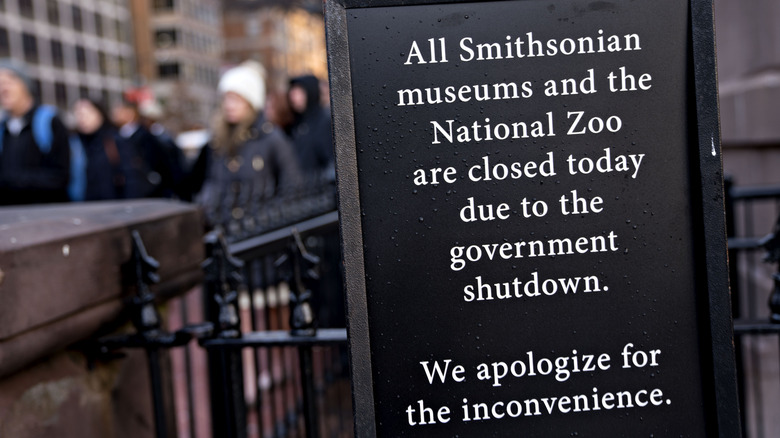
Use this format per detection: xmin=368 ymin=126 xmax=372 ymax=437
xmin=0 ymin=200 xmax=204 ymax=378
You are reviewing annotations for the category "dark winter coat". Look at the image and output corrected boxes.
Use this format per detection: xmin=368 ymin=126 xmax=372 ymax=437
xmin=0 ymin=105 xmax=70 ymax=205
xmin=117 ymin=123 xmax=179 ymax=199
xmin=199 ymin=113 xmax=303 ymax=225
xmin=78 ymin=124 xmax=122 ymax=201
xmin=287 ymin=75 xmax=334 ymax=181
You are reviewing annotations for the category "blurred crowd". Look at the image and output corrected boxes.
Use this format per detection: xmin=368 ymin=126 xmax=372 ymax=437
xmin=0 ymin=58 xmax=334 ymax=227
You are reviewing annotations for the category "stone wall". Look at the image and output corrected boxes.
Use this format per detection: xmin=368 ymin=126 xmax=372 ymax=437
xmin=716 ymin=0 xmax=780 ymax=182
xmin=0 ymin=200 xmax=203 ymax=438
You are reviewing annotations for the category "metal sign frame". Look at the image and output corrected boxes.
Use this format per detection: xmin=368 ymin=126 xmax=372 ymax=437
xmin=325 ymin=0 xmax=740 ymax=436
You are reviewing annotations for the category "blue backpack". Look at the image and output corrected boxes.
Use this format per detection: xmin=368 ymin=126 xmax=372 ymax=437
xmin=0 ymin=105 xmax=87 ymax=201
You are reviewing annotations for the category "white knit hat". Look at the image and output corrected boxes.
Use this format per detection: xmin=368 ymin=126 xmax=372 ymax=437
xmin=218 ymin=60 xmax=267 ymax=110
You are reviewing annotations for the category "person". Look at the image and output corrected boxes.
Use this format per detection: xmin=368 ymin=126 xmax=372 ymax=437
xmin=264 ymin=91 xmax=294 ymax=132
xmin=71 ymin=98 xmax=123 ymax=201
xmin=286 ymin=75 xmax=343 ymax=329
xmin=286 ymin=74 xmax=334 ymax=182
xmin=111 ymin=96 xmax=178 ymax=199
xmin=0 ymin=60 xmax=70 ymax=205
xmin=199 ymin=60 xmax=302 ymax=226
xmin=139 ymin=99 xmax=187 ymax=199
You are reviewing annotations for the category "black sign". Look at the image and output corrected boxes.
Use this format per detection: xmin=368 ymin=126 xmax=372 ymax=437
xmin=326 ymin=0 xmax=739 ymax=436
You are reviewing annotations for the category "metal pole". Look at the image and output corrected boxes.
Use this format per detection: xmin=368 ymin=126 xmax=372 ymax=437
xmin=298 ymin=345 xmax=319 ymax=438
xmin=147 ymin=348 xmax=168 ymax=438
xmin=203 ymin=231 xmax=248 ymax=438
xmin=180 ymin=298 xmax=198 ymax=438
xmin=724 ymin=178 xmax=748 ymax=438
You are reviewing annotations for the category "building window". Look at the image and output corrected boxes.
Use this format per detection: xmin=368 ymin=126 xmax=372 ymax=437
xmin=0 ymin=28 xmax=8 ymax=58
xmin=79 ymin=85 xmax=89 ymax=99
xmin=98 ymin=51 xmax=107 ymax=75
xmin=118 ymin=57 xmax=131 ymax=79
xmin=94 ymin=12 xmax=103 ymax=37
xmin=72 ymin=5 xmax=82 ymax=31
xmin=19 ymin=0 xmax=34 ymax=19
xmin=54 ymin=82 xmax=67 ymax=108
xmin=105 ymin=53 xmax=115 ymax=75
xmin=46 ymin=0 xmax=58 ymax=25
xmin=50 ymin=40 xmax=64 ymax=68
xmin=22 ymin=33 xmax=38 ymax=64
xmin=158 ymin=62 xmax=180 ymax=79
xmin=155 ymin=29 xmax=177 ymax=48
xmin=114 ymin=19 xmax=123 ymax=41
xmin=0 ymin=0 xmax=5 ymax=12
xmin=153 ymin=0 xmax=175 ymax=11
xmin=75 ymin=46 xmax=87 ymax=71
xmin=31 ymin=79 xmax=42 ymax=99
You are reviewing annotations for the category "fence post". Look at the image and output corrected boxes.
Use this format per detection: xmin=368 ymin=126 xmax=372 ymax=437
xmin=290 ymin=230 xmax=320 ymax=438
xmin=759 ymin=218 xmax=780 ymax=322
xmin=128 ymin=230 xmax=169 ymax=438
xmin=203 ymin=231 xmax=247 ymax=438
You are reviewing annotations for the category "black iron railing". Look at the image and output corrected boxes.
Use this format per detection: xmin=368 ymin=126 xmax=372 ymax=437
xmin=725 ymin=179 xmax=780 ymax=438
xmin=93 ymin=182 xmax=351 ymax=438
xmin=92 ymin=176 xmax=780 ymax=437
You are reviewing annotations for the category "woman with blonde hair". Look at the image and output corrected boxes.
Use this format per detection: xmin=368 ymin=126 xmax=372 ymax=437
xmin=199 ymin=61 xmax=302 ymax=227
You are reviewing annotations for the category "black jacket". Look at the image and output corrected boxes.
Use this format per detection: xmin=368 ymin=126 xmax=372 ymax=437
xmin=288 ymin=75 xmax=334 ymax=181
xmin=78 ymin=123 xmax=122 ymax=201
xmin=199 ymin=114 xmax=303 ymax=226
xmin=0 ymin=105 xmax=70 ymax=205
xmin=117 ymin=123 xmax=178 ymax=199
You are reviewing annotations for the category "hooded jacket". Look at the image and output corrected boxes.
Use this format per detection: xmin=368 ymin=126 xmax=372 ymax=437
xmin=77 ymin=122 xmax=123 ymax=201
xmin=0 ymin=105 xmax=70 ymax=205
xmin=287 ymin=75 xmax=334 ymax=181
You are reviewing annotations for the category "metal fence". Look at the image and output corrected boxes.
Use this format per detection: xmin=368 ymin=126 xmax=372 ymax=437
xmin=94 ymin=181 xmax=352 ymax=438
xmin=90 ymin=176 xmax=780 ymax=437
xmin=725 ymin=179 xmax=780 ymax=438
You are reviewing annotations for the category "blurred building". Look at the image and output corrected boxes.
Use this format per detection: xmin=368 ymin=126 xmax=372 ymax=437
xmin=0 ymin=0 xmax=135 ymax=112
xmin=222 ymin=0 xmax=327 ymax=94
xmin=716 ymin=0 xmax=780 ymax=187
xmin=130 ymin=0 xmax=222 ymax=132
xmin=714 ymin=1 xmax=780 ymax=436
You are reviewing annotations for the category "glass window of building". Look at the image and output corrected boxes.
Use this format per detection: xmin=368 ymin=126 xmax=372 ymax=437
xmin=94 ymin=12 xmax=103 ymax=37
xmin=54 ymin=82 xmax=67 ymax=108
xmin=155 ymin=29 xmax=177 ymax=48
xmin=32 ymin=79 xmax=42 ymax=101
xmin=0 ymin=28 xmax=8 ymax=58
xmin=105 ymin=53 xmax=115 ymax=75
xmin=158 ymin=62 xmax=180 ymax=79
xmin=76 ymin=46 xmax=87 ymax=71
xmin=0 ymin=0 xmax=5 ymax=12
xmin=153 ymin=0 xmax=175 ymax=11
xmin=98 ymin=51 xmax=107 ymax=75
xmin=79 ymin=86 xmax=89 ymax=99
xmin=50 ymin=40 xmax=64 ymax=68
xmin=18 ymin=0 xmax=34 ymax=19
xmin=119 ymin=57 xmax=131 ymax=79
xmin=72 ymin=5 xmax=82 ymax=32
xmin=22 ymin=33 xmax=38 ymax=64
xmin=46 ymin=0 xmax=58 ymax=25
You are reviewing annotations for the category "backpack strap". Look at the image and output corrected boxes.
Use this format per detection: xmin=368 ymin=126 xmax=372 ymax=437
xmin=68 ymin=135 xmax=87 ymax=201
xmin=0 ymin=115 xmax=6 ymax=154
xmin=0 ymin=105 xmax=58 ymax=154
xmin=32 ymin=104 xmax=57 ymax=154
